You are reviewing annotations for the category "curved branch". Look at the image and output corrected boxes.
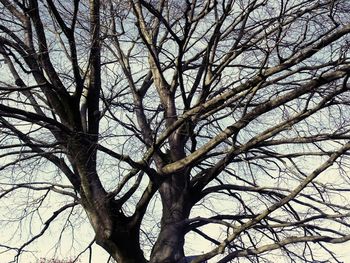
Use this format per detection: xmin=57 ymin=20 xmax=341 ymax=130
xmin=216 ymin=234 xmax=350 ymax=263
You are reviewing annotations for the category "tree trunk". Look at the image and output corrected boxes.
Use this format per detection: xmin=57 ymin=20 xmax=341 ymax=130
xmin=95 ymin=218 xmax=147 ymax=263
xmin=68 ymin=136 xmax=147 ymax=263
xmin=150 ymin=175 xmax=190 ymax=263
xmin=82 ymin=193 xmax=148 ymax=263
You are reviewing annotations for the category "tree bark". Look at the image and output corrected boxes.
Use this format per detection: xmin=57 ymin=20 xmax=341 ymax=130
xmin=150 ymin=174 xmax=190 ymax=263
xmin=95 ymin=214 xmax=147 ymax=263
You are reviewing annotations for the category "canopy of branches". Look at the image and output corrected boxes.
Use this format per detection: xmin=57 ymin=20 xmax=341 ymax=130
xmin=1 ymin=0 xmax=350 ymax=262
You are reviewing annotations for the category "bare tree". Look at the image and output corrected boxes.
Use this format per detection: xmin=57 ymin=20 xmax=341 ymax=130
xmin=1 ymin=0 xmax=350 ymax=262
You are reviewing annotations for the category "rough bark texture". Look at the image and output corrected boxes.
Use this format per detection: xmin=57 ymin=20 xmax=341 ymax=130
xmin=150 ymin=176 xmax=191 ymax=263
